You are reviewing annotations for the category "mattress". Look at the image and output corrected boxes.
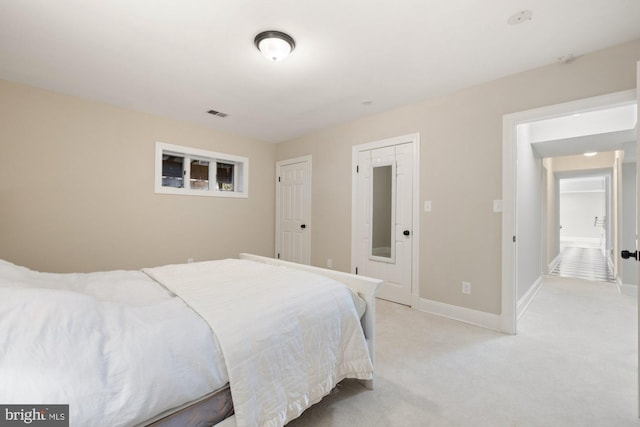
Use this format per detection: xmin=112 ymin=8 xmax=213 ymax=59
xmin=0 ymin=259 xmax=228 ymax=427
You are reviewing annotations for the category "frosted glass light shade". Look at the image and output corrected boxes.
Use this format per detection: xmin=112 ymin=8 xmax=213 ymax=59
xmin=254 ymin=31 xmax=295 ymax=62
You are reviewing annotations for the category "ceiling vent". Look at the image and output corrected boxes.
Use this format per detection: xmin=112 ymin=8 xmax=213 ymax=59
xmin=207 ymin=109 xmax=228 ymax=118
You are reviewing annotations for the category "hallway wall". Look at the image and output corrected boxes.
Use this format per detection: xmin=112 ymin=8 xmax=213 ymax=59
xmin=544 ymin=158 xmax=559 ymax=269
xmin=516 ymin=123 xmax=544 ymax=301
xmin=614 ymin=152 xmax=623 ymax=277
xmin=559 ymin=190 xmax=606 ymax=244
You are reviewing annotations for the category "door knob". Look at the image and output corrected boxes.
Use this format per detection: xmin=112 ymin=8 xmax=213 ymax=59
xmin=300 ymin=224 xmax=306 ymax=229
xmin=403 ymin=230 xmax=410 ymax=236
xmin=621 ymin=250 xmax=638 ymax=260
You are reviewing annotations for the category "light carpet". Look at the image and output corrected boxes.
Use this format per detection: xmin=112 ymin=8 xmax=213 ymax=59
xmin=289 ymin=275 xmax=639 ymax=426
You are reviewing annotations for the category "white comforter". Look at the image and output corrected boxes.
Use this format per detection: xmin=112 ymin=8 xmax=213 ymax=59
xmin=0 ymin=260 xmax=228 ymax=427
xmin=144 ymin=259 xmax=373 ymax=427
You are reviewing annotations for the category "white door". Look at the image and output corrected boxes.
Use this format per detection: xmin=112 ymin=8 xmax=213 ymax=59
xmin=276 ymin=156 xmax=311 ymax=264
xmin=635 ymin=61 xmax=639 ymax=418
xmin=355 ymin=142 xmax=413 ymax=305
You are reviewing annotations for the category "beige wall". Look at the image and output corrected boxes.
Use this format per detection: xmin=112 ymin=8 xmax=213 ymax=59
xmin=0 ymin=80 xmax=277 ymax=273
xmin=553 ymin=152 xmax=616 ymax=172
xmin=276 ymin=38 xmax=640 ymax=315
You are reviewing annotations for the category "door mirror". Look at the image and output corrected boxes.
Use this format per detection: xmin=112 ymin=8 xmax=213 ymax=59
xmin=370 ymin=163 xmax=395 ymax=262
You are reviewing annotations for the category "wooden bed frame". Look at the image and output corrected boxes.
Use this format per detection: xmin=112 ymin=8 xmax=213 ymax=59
xmin=148 ymin=254 xmax=382 ymax=427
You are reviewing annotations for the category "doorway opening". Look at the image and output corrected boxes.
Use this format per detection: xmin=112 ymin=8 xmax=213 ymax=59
xmin=551 ymin=173 xmax=616 ymax=283
xmin=502 ymin=89 xmax=637 ymax=334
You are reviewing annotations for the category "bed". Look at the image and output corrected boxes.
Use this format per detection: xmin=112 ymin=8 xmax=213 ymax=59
xmin=0 ymin=253 xmax=381 ymax=427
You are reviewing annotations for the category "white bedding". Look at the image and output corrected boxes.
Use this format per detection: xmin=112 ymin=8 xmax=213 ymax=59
xmin=0 ymin=260 xmax=228 ymax=427
xmin=143 ymin=259 xmax=373 ymax=427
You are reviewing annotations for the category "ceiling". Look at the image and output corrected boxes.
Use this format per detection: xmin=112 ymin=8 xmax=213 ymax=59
xmin=1 ymin=1 xmax=639 ymax=143
xmin=529 ymin=103 xmax=638 ymax=158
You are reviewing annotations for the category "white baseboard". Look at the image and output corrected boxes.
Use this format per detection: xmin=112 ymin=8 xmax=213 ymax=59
xmin=548 ymin=255 xmax=561 ymax=274
xmin=418 ymin=298 xmax=501 ymax=332
xmin=560 ymin=237 xmax=600 ymax=247
xmin=616 ymin=277 xmax=638 ymax=297
xmin=517 ymin=276 xmax=543 ymax=319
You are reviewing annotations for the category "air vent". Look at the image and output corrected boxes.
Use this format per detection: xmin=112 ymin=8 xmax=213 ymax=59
xmin=207 ymin=109 xmax=228 ymax=118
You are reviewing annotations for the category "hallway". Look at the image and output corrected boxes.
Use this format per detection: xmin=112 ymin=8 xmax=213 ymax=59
xmin=550 ymin=246 xmax=615 ymax=283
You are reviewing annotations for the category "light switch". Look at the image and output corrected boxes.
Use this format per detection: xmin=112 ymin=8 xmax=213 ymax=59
xmin=424 ymin=201 xmax=432 ymax=212
xmin=493 ymin=200 xmax=503 ymax=213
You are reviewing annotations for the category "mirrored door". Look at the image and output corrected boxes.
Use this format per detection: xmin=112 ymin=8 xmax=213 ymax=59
xmin=370 ymin=163 xmax=396 ymax=262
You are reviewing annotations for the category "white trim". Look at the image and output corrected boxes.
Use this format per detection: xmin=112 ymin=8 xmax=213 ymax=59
xmin=418 ymin=298 xmax=502 ymax=332
xmin=501 ymin=113 xmax=517 ymax=334
xmin=547 ymin=254 xmax=561 ymax=274
xmin=351 ymin=133 xmax=420 ymax=308
xmin=560 ymin=237 xmax=601 ymax=245
xmin=607 ymin=255 xmax=615 ymax=274
xmin=502 ymin=89 xmax=636 ymax=335
xmin=275 ymin=155 xmax=312 ymax=264
xmin=617 ymin=277 xmax=638 ymax=297
xmin=517 ymin=276 xmax=543 ymax=319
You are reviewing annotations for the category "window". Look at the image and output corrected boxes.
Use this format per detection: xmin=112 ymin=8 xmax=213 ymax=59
xmin=190 ymin=159 xmax=210 ymax=190
xmin=155 ymin=142 xmax=248 ymax=198
xmin=162 ymin=154 xmax=184 ymax=188
xmin=216 ymin=162 xmax=234 ymax=191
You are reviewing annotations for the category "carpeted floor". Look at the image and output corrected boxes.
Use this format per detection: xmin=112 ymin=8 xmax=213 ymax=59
xmin=289 ymin=275 xmax=639 ymax=426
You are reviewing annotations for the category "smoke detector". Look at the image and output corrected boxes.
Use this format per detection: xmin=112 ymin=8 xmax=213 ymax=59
xmin=507 ymin=10 xmax=533 ymax=25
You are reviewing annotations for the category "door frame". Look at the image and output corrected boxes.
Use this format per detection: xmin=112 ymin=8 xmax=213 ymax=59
xmin=501 ymin=89 xmax=636 ymax=334
xmin=555 ymin=169 xmax=613 ymax=257
xmin=275 ymin=155 xmax=312 ymax=264
xmin=351 ymin=133 xmax=421 ymax=307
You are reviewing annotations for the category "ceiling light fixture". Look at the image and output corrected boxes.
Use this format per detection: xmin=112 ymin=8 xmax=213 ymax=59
xmin=584 ymin=152 xmax=598 ymax=157
xmin=254 ymin=30 xmax=295 ymax=62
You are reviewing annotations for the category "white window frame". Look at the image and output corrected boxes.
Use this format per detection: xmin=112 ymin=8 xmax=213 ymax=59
xmin=154 ymin=142 xmax=249 ymax=198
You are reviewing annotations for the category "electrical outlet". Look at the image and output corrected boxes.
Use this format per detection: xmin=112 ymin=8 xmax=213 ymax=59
xmin=327 ymin=259 xmax=333 ymax=268
xmin=462 ymin=281 xmax=471 ymax=295
xmin=187 ymin=258 xmax=194 ymax=264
